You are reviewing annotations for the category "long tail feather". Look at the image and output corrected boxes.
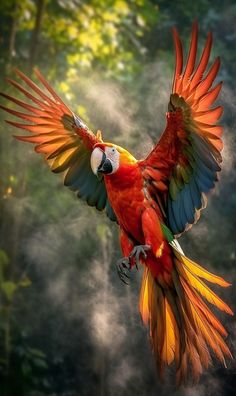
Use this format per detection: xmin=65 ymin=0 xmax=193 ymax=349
xmin=139 ymin=245 xmax=233 ymax=384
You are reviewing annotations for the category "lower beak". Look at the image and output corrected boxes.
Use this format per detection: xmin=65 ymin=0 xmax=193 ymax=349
xmin=97 ymin=153 xmax=113 ymax=175
xmin=97 ymin=151 xmax=106 ymax=173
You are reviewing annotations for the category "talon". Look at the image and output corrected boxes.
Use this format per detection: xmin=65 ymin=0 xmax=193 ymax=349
xmin=116 ymin=257 xmax=130 ymax=285
xmin=129 ymin=244 xmax=151 ymax=267
xmin=115 ymin=245 xmax=151 ymax=284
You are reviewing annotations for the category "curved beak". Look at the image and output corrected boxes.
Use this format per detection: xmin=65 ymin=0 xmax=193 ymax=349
xmin=90 ymin=147 xmax=113 ymax=176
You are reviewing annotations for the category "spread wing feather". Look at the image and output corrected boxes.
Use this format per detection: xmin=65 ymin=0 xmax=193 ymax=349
xmin=139 ymin=22 xmax=223 ymax=235
xmin=0 ymin=68 xmax=117 ymax=222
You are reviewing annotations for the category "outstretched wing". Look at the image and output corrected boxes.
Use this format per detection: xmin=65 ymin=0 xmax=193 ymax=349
xmin=0 ymin=69 xmax=117 ymax=222
xmin=139 ymin=22 xmax=223 ymax=236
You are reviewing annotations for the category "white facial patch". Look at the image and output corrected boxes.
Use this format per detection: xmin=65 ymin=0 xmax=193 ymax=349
xmin=105 ymin=146 xmax=120 ymax=174
xmin=90 ymin=147 xmax=104 ymax=175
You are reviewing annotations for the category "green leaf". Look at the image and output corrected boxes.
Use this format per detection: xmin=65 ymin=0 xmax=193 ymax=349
xmin=1 ymin=281 xmax=18 ymax=301
xmin=22 ymin=361 xmax=32 ymax=377
xmin=32 ymin=357 xmax=48 ymax=369
xmin=96 ymin=223 xmax=111 ymax=242
xmin=0 ymin=249 xmax=9 ymax=268
xmin=0 ymin=357 xmax=6 ymax=366
xmin=28 ymin=347 xmax=46 ymax=359
xmin=19 ymin=276 xmax=32 ymax=288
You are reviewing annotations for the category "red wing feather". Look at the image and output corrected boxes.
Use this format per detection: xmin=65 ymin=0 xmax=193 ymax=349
xmin=0 ymin=69 xmax=117 ymax=222
xmin=172 ymin=27 xmax=183 ymax=92
xmin=140 ymin=23 xmax=223 ymax=236
xmin=182 ymin=20 xmax=198 ymax=85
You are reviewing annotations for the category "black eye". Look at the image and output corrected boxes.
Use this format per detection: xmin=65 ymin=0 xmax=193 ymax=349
xmin=111 ymin=148 xmax=116 ymax=153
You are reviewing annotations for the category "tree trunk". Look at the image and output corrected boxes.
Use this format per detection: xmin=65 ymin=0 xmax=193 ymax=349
xmin=28 ymin=0 xmax=46 ymax=71
xmin=7 ymin=0 xmax=19 ymax=67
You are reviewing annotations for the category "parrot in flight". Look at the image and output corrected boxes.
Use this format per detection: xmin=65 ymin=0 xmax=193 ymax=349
xmin=0 ymin=21 xmax=233 ymax=384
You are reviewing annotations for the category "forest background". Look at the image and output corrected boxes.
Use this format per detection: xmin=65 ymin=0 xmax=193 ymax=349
xmin=0 ymin=1 xmax=236 ymax=395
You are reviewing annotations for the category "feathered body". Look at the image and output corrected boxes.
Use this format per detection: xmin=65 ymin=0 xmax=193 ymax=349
xmin=101 ymin=140 xmax=232 ymax=383
xmin=104 ymin=148 xmax=143 ymax=240
xmin=0 ymin=22 xmax=233 ymax=384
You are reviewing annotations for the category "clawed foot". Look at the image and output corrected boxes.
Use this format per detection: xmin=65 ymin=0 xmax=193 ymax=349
xmin=116 ymin=257 xmax=130 ymax=285
xmin=116 ymin=244 xmax=151 ymax=285
xmin=129 ymin=244 xmax=151 ymax=268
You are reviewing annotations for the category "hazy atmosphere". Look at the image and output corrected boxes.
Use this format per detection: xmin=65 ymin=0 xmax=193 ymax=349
xmin=0 ymin=1 xmax=236 ymax=395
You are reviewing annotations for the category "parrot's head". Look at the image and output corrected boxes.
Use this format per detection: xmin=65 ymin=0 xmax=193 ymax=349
xmin=90 ymin=142 xmax=136 ymax=176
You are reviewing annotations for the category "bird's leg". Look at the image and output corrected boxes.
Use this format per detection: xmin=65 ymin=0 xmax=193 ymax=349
xmin=128 ymin=244 xmax=151 ymax=269
xmin=117 ymin=229 xmax=151 ymax=285
xmin=116 ymin=244 xmax=151 ymax=285
xmin=117 ymin=229 xmax=135 ymax=285
xmin=116 ymin=257 xmax=130 ymax=285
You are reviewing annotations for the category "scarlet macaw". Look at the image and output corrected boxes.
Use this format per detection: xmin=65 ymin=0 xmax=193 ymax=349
xmin=0 ymin=22 xmax=233 ymax=383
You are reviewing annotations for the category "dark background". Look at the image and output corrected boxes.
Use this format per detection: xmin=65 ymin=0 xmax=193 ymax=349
xmin=0 ymin=1 xmax=236 ymax=395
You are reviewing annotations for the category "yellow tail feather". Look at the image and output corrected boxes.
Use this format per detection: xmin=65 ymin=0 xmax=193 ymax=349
xmin=179 ymin=252 xmax=231 ymax=287
xmin=139 ymin=246 xmax=233 ymax=383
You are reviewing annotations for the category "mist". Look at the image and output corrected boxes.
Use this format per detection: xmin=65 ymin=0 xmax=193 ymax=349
xmin=1 ymin=3 xmax=236 ymax=395
xmin=4 ymin=60 xmax=233 ymax=396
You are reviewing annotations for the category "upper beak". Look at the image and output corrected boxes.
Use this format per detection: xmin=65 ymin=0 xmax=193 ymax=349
xmin=97 ymin=151 xmax=107 ymax=173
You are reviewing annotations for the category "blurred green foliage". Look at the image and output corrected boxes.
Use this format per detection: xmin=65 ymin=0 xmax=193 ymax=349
xmin=0 ymin=1 xmax=236 ymax=395
xmin=0 ymin=249 xmax=50 ymax=395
